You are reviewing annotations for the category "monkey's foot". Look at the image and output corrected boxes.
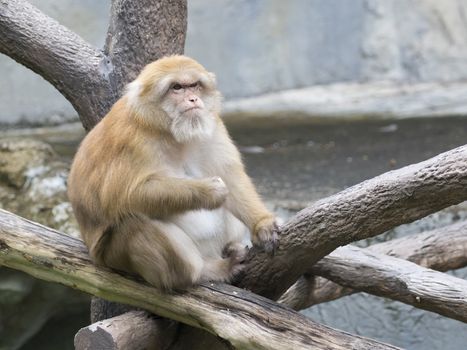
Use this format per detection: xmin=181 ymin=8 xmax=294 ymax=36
xmin=222 ymin=241 xmax=247 ymax=278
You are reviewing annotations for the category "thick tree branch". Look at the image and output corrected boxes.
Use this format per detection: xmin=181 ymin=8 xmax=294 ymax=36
xmin=0 ymin=209 xmax=399 ymax=350
xmin=239 ymin=145 xmax=467 ymax=300
xmin=314 ymin=245 xmax=467 ymax=323
xmin=104 ymin=0 xmax=187 ymax=93
xmin=280 ymin=221 xmax=467 ymax=309
xmin=0 ymin=0 xmax=109 ymax=129
xmin=74 ymin=311 xmax=178 ymax=350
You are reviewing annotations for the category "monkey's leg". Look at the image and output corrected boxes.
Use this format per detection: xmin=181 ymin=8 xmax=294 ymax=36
xmin=105 ymin=216 xmax=243 ymax=289
xmin=200 ymin=245 xmax=246 ymax=284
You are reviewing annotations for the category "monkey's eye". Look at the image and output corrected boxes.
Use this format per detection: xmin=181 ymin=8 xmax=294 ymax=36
xmin=172 ymin=83 xmax=183 ymax=91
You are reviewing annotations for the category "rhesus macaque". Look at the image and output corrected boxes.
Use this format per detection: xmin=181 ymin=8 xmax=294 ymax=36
xmin=68 ymin=55 xmax=278 ymax=290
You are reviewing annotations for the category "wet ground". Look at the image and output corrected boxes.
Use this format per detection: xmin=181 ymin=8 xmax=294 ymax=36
xmin=229 ymin=116 xmax=467 ymax=205
xmin=5 ymin=115 xmax=467 ymax=350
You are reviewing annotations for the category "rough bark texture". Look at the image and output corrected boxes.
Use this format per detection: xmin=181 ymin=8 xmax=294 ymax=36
xmin=315 ymin=245 xmax=467 ymax=322
xmin=74 ymin=311 xmax=178 ymax=350
xmin=280 ymin=220 xmax=467 ymax=310
xmin=238 ymin=145 xmax=467 ymax=300
xmin=0 ymin=209 xmax=400 ymax=350
xmin=0 ymin=0 xmax=187 ymax=130
xmin=104 ymin=0 xmax=187 ymax=94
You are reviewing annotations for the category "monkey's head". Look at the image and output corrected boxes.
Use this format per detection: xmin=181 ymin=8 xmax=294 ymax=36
xmin=126 ymin=55 xmax=222 ymax=143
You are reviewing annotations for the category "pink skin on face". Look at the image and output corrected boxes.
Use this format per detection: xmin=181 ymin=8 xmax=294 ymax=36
xmin=170 ymin=82 xmax=205 ymax=114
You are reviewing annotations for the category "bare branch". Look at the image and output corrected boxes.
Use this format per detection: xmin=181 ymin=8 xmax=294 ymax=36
xmin=74 ymin=311 xmax=178 ymax=350
xmin=280 ymin=220 xmax=467 ymax=309
xmin=0 ymin=0 xmax=109 ymax=129
xmin=0 ymin=0 xmax=187 ymax=130
xmin=238 ymin=145 xmax=467 ymax=300
xmin=0 ymin=209 xmax=399 ymax=350
xmin=104 ymin=0 xmax=187 ymax=93
xmin=314 ymin=245 xmax=467 ymax=323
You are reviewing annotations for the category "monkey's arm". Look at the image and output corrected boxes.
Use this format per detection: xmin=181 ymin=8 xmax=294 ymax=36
xmin=222 ymin=164 xmax=278 ymax=249
xmin=127 ymin=175 xmax=227 ymax=218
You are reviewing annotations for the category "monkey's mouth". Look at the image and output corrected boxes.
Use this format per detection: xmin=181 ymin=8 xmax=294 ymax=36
xmin=183 ymin=107 xmax=202 ymax=114
xmin=184 ymin=107 xmax=201 ymax=113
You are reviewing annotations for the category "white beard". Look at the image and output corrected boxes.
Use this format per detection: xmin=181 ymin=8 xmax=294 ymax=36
xmin=170 ymin=110 xmax=216 ymax=143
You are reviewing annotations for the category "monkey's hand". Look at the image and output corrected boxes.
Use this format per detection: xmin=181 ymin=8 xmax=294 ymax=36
xmin=201 ymin=176 xmax=229 ymax=209
xmin=252 ymin=216 xmax=280 ymax=254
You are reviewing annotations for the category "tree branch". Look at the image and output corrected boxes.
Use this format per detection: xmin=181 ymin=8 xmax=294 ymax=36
xmin=239 ymin=145 xmax=467 ymax=300
xmin=280 ymin=220 xmax=467 ymax=309
xmin=0 ymin=0 xmax=188 ymax=130
xmin=74 ymin=311 xmax=178 ymax=350
xmin=0 ymin=0 xmax=109 ymax=129
xmin=0 ymin=209 xmax=399 ymax=350
xmin=104 ymin=0 xmax=187 ymax=93
xmin=314 ymin=245 xmax=467 ymax=322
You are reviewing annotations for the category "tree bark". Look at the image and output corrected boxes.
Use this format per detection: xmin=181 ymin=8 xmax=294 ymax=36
xmin=74 ymin=311 xmax=178 ymax=350
xmin=280 ymin=220 xmax=467 ymax=309
xmin=314 ymin=245 xmax=467 ymax=322
xmin=76 ymin=220 xmax=467 ymax=350
xmin=0 ymin=209 xmax=400 ymax=350
xmin=104 ymin=0 xmax=187 ymax=94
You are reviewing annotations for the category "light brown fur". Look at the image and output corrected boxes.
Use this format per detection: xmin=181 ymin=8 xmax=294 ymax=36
xmin=68 ymin=55 xmax=278 ymax=290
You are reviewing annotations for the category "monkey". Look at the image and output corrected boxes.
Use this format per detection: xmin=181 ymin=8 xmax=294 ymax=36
xmin=67 ymin=55 xmax=279 ymax=290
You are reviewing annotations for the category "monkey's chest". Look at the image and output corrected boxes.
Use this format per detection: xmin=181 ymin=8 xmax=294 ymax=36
xmin=173 ymin=156 xmax=230 ymax=241
xmin=173 ymin=209 xmax=227 ymax=241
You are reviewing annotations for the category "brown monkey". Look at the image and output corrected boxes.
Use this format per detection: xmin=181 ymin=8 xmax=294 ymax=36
xmin=68 ymin=55 xmax=278 ymax=290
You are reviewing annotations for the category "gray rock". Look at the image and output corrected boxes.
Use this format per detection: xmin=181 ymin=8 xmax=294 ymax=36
xmin=0 ymin=137 xmax=87 ymax=350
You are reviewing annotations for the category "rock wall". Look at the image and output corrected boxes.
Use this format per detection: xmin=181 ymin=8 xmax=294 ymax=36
xmin=2 ymin=0 xmax=467 ymax=124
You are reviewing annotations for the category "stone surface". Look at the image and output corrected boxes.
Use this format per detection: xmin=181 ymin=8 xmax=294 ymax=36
xmin=223 ymin=80 xmax=467 ymax=120
xmin=0 ymin=138 xmax=79 ymax=237
xmin=0 ymin=137 xmax=87 ymax=350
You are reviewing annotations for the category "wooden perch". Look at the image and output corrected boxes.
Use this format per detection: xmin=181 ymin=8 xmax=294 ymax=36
xmin=280 ymin=220 xmax=467 ymax=309
xmin=0 ymin=209 xmax=399 ymax=350
xmin=74 ymin=311 xmax=178 ymax=350
xmin=78 ymin=220 xmax=467 ymax=350
xmin=315 ymin=245 xmax=467 ymax=323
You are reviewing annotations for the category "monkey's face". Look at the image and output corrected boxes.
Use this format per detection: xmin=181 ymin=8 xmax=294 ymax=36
xmin=126 ymin=56 xmax=222 ymax=143
xmin=159 ymin=70 xmax=221 ymax=143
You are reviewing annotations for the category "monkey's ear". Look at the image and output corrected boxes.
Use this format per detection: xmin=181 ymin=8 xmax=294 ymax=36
xmin=125 ymin=80 xmax=142 ymax=104
xmin=208 ymin=72 xmax=217 ymax=85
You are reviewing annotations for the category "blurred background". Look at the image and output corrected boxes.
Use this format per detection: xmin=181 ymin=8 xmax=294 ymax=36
xmin=1 ymin=1 xmax=467 ymax=349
